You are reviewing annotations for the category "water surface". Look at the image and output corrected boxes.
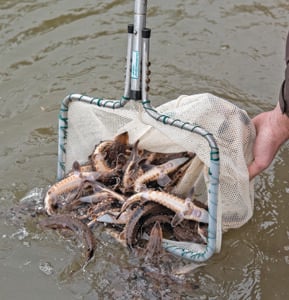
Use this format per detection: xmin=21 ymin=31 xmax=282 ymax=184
xmin=1 ymin=0 xmax=289 ymax=299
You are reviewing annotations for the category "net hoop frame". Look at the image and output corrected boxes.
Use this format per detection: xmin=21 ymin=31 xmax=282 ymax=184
xmin=57 ymin=93 xmax=220 ymax=262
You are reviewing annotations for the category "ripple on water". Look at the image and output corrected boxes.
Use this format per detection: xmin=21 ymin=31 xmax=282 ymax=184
xmin=39 ymin=261 xmax=54 ymax=276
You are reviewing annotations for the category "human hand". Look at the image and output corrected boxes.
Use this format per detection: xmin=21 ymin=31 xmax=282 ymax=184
xmin=248 ymin=104 xmax=289 ymax=180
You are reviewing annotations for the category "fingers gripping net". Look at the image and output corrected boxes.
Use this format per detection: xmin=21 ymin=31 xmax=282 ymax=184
xmin=57 ymin=92 xmax=255 ymax=262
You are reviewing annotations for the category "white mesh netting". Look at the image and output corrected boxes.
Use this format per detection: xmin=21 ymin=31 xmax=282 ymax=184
xmin=65 ymin=93 xmax=255 ymax=238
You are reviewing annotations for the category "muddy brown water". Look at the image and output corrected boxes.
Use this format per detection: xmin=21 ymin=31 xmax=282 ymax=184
xmin=1 ymin=0 xmax=289 ymax=299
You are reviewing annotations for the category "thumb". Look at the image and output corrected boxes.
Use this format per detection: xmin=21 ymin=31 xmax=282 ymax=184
xmin=248 ymin=161 xmax=260 ymax=181
xmin=248 ymin=154 xmax=273 ymax=181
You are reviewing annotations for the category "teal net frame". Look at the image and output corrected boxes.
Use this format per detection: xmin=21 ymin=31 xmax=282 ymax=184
xmin=57 ymin=0 xmax=220 ymax=262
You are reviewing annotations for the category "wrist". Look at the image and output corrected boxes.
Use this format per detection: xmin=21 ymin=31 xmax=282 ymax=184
xmin=273 ymin=103 xmax=289 ymax=143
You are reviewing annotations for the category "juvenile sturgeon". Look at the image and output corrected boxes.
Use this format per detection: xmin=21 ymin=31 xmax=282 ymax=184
xmin=134 ymin=157 xmax=191 ymax=192
xmin=120 ymin=190 xmax=209 ymax=224
xmin=39 ymin=214 xmax=96 ymax=262
xmin=44 ymin=165 xmax=100 ymax=215
xmin=90 ymin=132 xmax=131 ymax=174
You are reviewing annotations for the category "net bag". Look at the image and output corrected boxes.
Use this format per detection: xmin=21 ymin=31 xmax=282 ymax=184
xmin=59 ymin=92 xmax=255 ymax=260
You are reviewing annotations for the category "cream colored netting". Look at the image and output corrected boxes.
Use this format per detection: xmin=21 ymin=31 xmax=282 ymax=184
xmin=66 ymin=93 xmax=255 ymax=234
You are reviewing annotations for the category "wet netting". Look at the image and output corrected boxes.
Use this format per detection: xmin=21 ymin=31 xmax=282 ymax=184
xmin=45 ymin=0 xmax=255 ymax=262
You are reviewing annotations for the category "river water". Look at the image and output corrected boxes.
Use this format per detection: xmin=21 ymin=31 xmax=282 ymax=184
xmin=0 ymin=0 xmax=289 ymax=299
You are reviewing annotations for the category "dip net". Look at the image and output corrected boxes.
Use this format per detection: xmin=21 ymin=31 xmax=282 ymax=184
xmin=54 ymin=0 xmax=256 ymax=262
xmin=57 ymin=92 xmax=255 ymax=261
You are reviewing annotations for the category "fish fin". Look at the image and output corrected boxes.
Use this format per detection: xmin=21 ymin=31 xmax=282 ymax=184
xmin=129 ymin=140 xmax=140 ymax=161
xmin=157 ymin=174 xmax=172 ymax=187
xmin=115 ymin=211 xmax=123 ymax=220
xmin=96 ymin=213 xmax=115 ymax=224
xmin=114 ymin=131 xmax=129 ymax=144
xmin=72 ymin=161 xmax=81 ymax=174
xmin=184 ymin=197 xmax=192 ymax=206
xmin=86 ymin=247 xmax=95 ymax=261
xmin=187 ymin=186 xmax=195 ymax=199
xmin=198 ymin=224 xmax=208 ymax=244
xmin=141 ymin=163 xmax=155 ymax=172
xmin=171 ymin=212 xmax=184 ymax=227
xmin=119 ymin=230 xmax=126 ymax=241
xmin=92 ymin=181 xmax=106 ymax=193
xmin=144 ymin=221 xmax=163 ymax=262
xmin=183 ymin=197 xmax=196 ymax=217
xmin=65 ymin=190 xmax=79 ymax=202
